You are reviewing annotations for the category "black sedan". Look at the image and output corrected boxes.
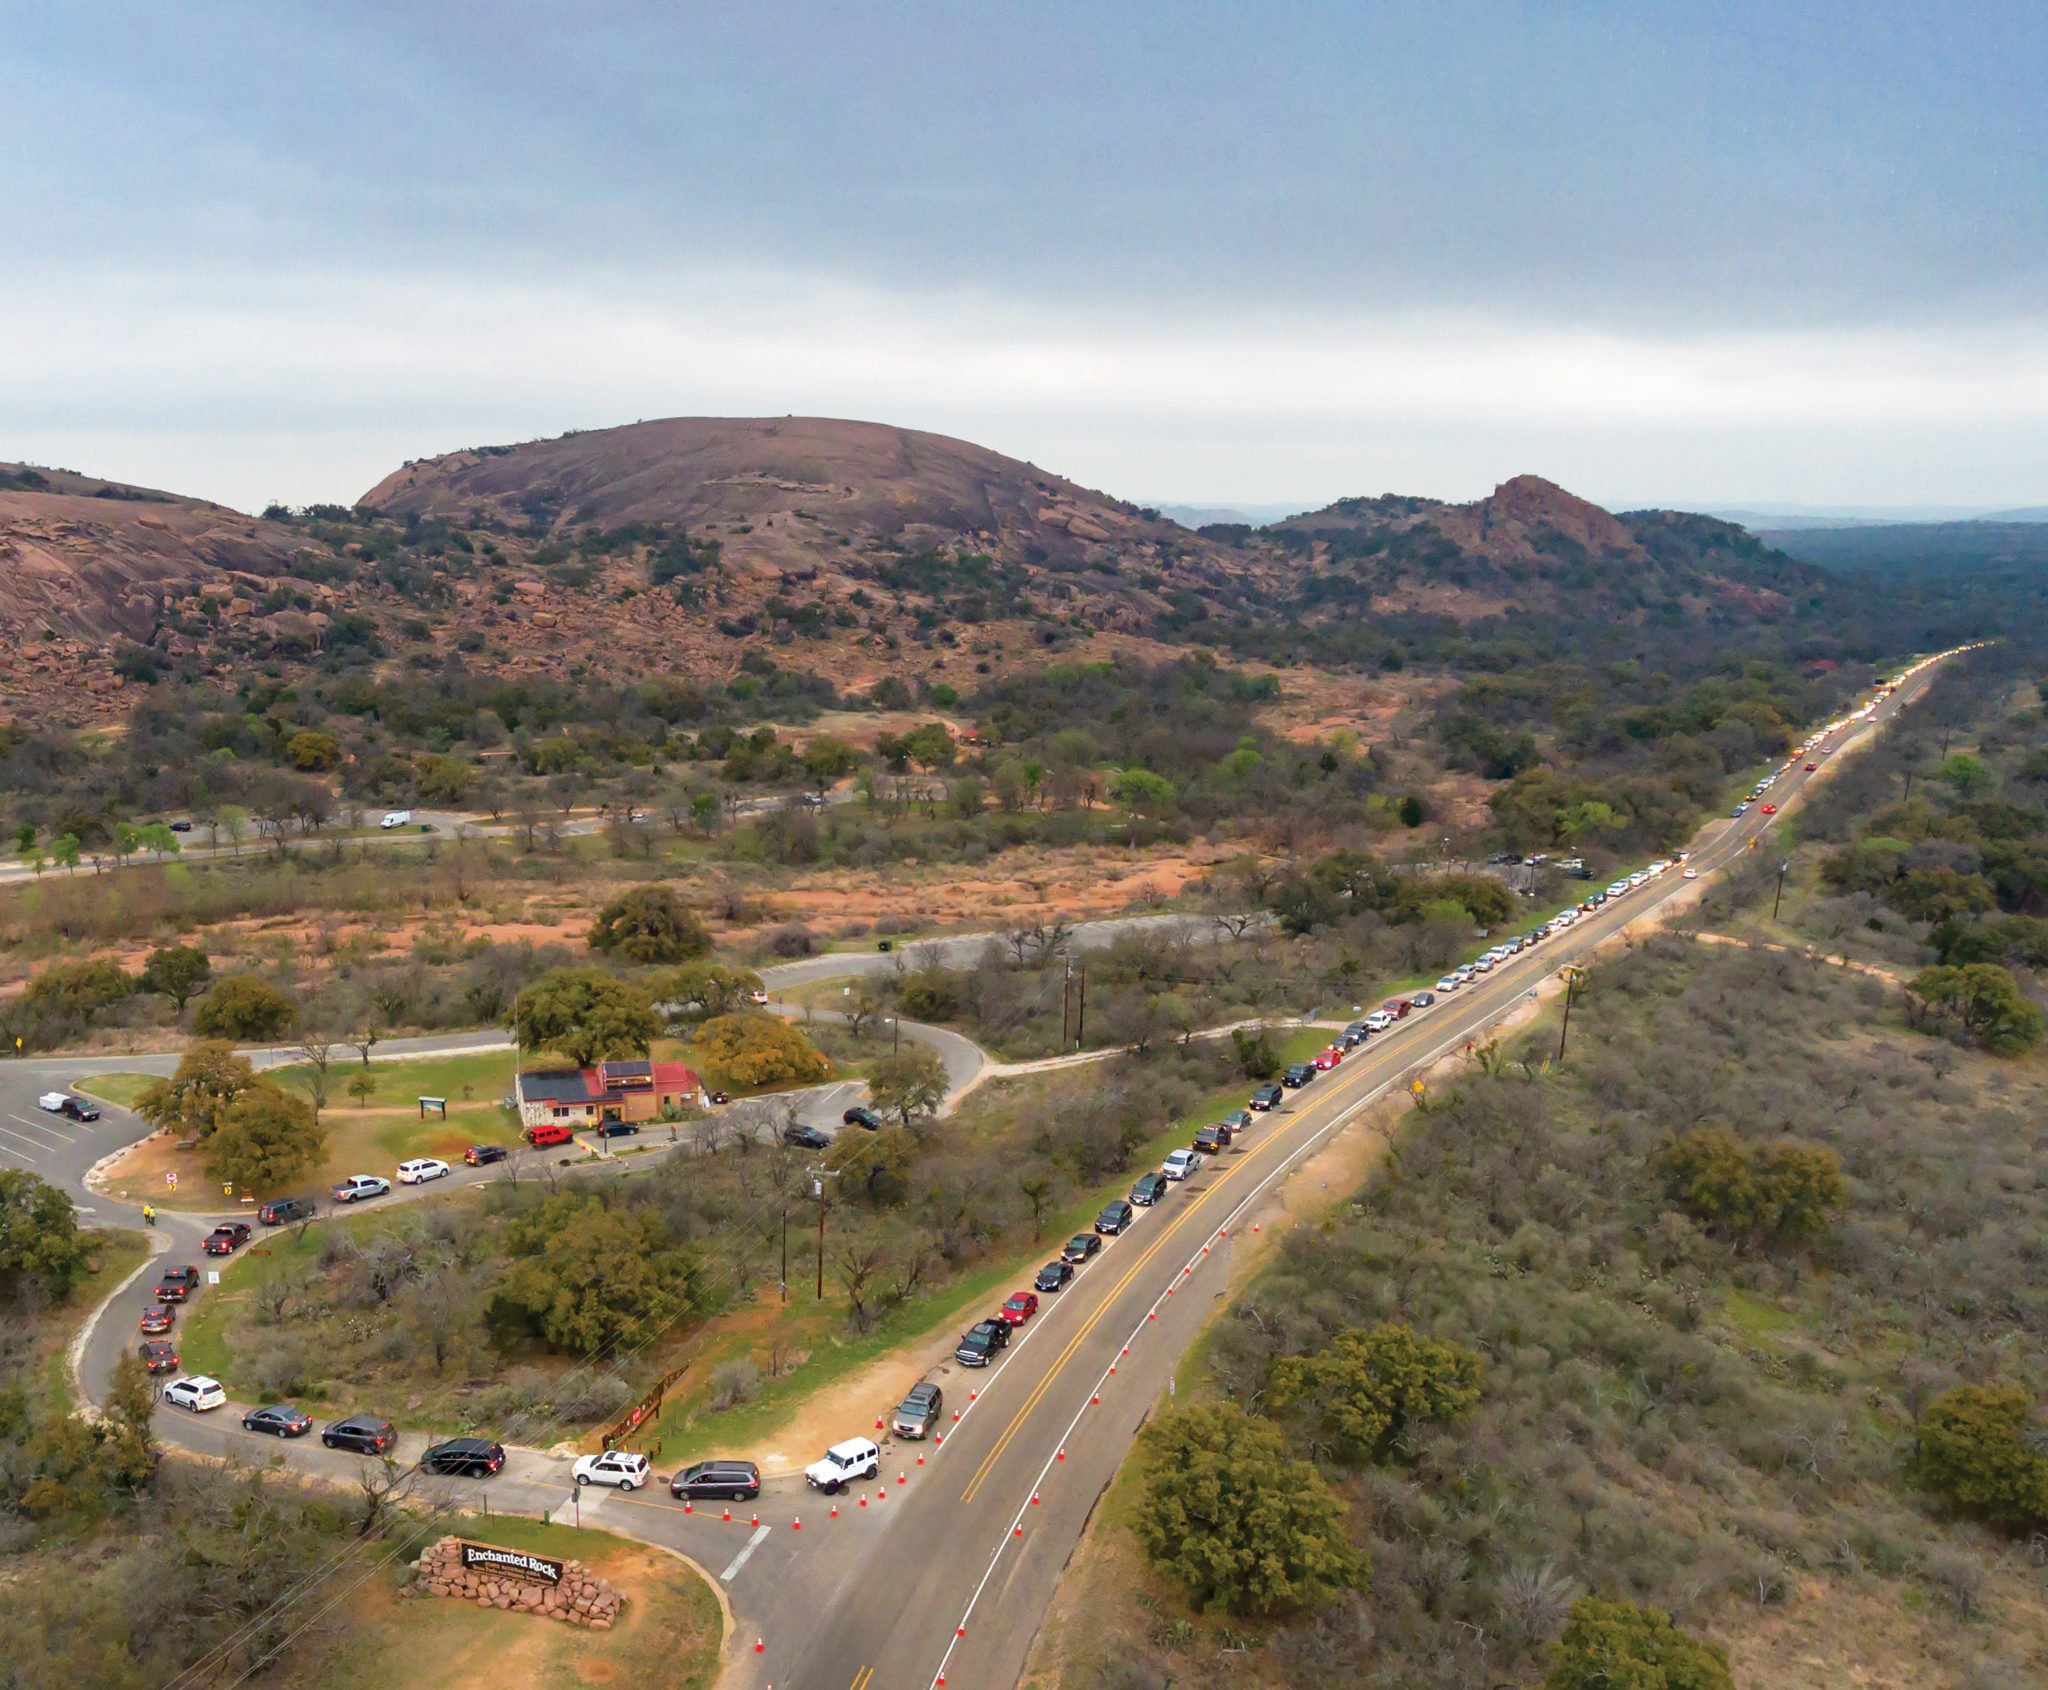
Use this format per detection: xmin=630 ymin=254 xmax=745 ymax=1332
xmin=595 ymin=1121 xmax=639 ymax=1139
xmin=1034 ymin=1259 xmax=1076 ymax=1293
xmin=242 ymin=1405 xmax=313 ymax=1438
xmin=782 ymin=1123 xmax=831 ymax=1150
xmin=1060 ymin=1233 xmax=1103 ymax=1265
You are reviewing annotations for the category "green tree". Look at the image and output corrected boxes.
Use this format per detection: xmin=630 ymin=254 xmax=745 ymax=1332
xmin=23 ymin=959 xmax=135 ymax=1024
xmin=866 ymin=1046 xmax=948 ymax=1130
xmin=283 ymin=729 xmax=342 ymax=771
xmin=1751 ymin=1140 xmax=1847 ymax=1242
xmin=801 ymin=735 xmax=858 ymax=788
xmin=1915 ymin=1383 xmax=2048 ymax=1532
xmin=511 ymin=967 xmax=660 ymax=1066
xmin=586 ymin=884 xmax=712 ymax=964
xmin=1397 ymin=793 xmax=1425 ymax=827
xmin=1909 ymin=962 xmax=2045 ymax=1054
xmin=695 ymin=1013 xmax=831 ymax=1089
xmin=1268 ymin=1324 xmax=1482 ymax=1464
xmin=493 ymin=1193 xmax=701 ymax=1353
xmin=134 ymin=821 xmax=180 ymax=859
xmin=661 ymin=960 xmax=765 ymax=1022
xmin=1940 ymin=751 xmax=1992 ymax=799
xmin=192 ymin=973 xmax=297 ymax=1041
xmin=50 ymin=832 xmax=81 ymax=874
xmin=133 ymin=1042 xmax=262 ymax=1139
xmin=1132 ymin=1402 xmax=1364 ymax=1616
xmin=1656 ymin=1125 xmax=1763 ymax=1235
xmin=139 ymin=944 xmax=212 ymax=1012
xmin=1113 ymin=767 xmax=1178 ymax=818
xmin=0 ymin=1168 xmax=94 ymax=1301
xmin=826 ymin=1123 xmax=918 ymax=1203
xmin=690 ymin=791 xmax=720 ymax=836
xmin=1543 ymin=1599 xmax=1733 ymax=1690
xmin=203 ymin=1085 xmax=325 ymax=1195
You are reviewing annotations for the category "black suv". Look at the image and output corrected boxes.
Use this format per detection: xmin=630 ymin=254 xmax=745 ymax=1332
xmin=843 ymin=1106 xmax=884 ymax=1131
xmin=1282 ymin=1063 xmax=1317 ymax=1088
xmin=782 ymin=1123 xmax=831 ymax=1150
xmin=671 ymin=1459 xmax=761 ymax=1501
xmin=892 ymin=1382 xmax=944 ymax=1439
xmin=257 ymin=1196 xmax=315 ymax=1226
xmin=955 ymin=1320 xmax=1010 ymax=1367
xmin=1249 ymin=1083 xmax=1285 ymax=1111
xmin=1034 ymin=1259 xmax=1075 ymax=1293
xmin=1129 ymin=1172 xmax=1169 ymax=1206
xmin=422 ymin=1437 xmax=505 ymax=1477
xmin=57 ymin=1096 xmax=101 ymax=1121
xmin=322 ymin=1414 xmax=397 ymax=1455
xmin=1095 ymin=1199 xmax=1135 ymax=1236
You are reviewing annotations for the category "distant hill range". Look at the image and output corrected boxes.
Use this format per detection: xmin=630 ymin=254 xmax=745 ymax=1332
xmin=1 ymin=421 xmax=1835 ymax=723
xmin=1261 ymin=474 xmax=1818 ymax=626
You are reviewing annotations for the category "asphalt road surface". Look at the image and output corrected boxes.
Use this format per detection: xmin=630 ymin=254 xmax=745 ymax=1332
xmin=38 ymin=655 xmax=1954 ymax=1690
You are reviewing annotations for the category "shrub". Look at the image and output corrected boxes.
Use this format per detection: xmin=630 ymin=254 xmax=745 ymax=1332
xmin=1267 ymin=1324 xmax=1483 ymax=1464
xmin=1915 ymin=1383 xmax=2048 ymax=1532
xmin=511 ymin=966 xmax=659 ymax=1065
xmin=695 ymin=1013 xmax=831 ymax=1090
xmin=193 ymin=974 xmax=297 ymax=1040
xmin=1132 ymin=1403 xmax=1365 ymax=1616
xmin=1543 ymin=1598 xmax=1732 ymax=1690
xmin=586 ymin=884 xmax=711 ymax=964
xmin=708 ymin=1359 xmax=761 ymax=1411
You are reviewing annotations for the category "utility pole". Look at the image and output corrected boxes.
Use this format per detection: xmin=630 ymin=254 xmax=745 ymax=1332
xmin=1556 ymin=966 xmax=1585 ymax=1063
xmin=779 ymin=1207 xmax=788 ymax=1304
xmin=1074 ymin=965 xmax=1087 ymax=1049
xmin=1060 ymin=957 xmax=1073 ymax=1047
xmin=1772 ymin=859 xmax=1790 ymax=923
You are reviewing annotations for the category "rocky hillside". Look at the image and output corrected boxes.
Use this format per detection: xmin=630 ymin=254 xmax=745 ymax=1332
xmin=0 ymin=465 xmax=327 ymax=721
xmin=1267 ymin=474 xmax=1819 ymax=623
xmin=361 ymin=415 xmax=1204 ymax=574
xmin=0 ymin=430 xmax=1832 ymax=728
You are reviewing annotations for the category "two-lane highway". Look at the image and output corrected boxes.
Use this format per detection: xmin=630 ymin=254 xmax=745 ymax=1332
xmin=754 ymin=649 xmax=1961 ymax=1690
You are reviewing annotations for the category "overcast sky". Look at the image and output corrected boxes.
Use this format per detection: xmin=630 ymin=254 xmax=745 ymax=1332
xmin=4 ymin=1 xmax=2045 ymax=513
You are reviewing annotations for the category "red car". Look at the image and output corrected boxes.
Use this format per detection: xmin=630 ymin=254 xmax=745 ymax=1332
xmin=1313 ymin=1046 xmax=1343 ymax=1070
xmin=1380 ymin=999 xmax=1412 ymax=1018
xmin=1804 ymin=762 xmax=1817 ymax=771
xmin=138 ymin=1304 xmax=175 ymax=1334
xmin=139 ymin=1338 xmax=180 ymax=1374
xmin=998 ymin=1292 xmax=1039 ymax=1326
xmin=1760 ymin=803 xmax=1777 ymax=815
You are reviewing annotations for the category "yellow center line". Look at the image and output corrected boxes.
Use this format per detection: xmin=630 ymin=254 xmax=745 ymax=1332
xmin=850 ymin=1666 xmax=873 ymax=1690
xmin=955 ymin=1035 xmax=1417 ymax=1504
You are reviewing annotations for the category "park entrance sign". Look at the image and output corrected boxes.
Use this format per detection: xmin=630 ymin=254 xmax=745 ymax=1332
xmin=459 ymin=1540 xmax=564 ymax=1585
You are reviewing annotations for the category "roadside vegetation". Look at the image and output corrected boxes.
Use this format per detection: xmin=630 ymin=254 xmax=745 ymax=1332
xmin=1049 ymin=727 xmax=2048 ymax=1690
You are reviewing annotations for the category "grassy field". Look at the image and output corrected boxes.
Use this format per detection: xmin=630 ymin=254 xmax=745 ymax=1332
xmin=298 ymin=1514 xmax=722 ymax=1690
xmin=75 ymin=1072 xmax=157 ymax=1109
xmin=38 ymin=1228 xmax=150 ymax=1413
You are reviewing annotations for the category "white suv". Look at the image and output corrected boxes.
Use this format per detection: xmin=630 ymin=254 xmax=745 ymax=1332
xmin=163 ymin=1375 xmax=227 ymax=1413
xmin=572 ymin=1450 xmax=649 ymax=1490
xmin=397 ymin=1157 xmax=450 ymax=1185
xmin=805 ymin=1437 xmax=881 ymax=1494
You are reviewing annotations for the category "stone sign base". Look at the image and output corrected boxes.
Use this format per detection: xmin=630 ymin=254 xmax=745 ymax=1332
xmin=409 ymin=1536 xmax=625 ymax=1629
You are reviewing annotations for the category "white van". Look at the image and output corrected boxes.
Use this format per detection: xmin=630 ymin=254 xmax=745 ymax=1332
xmin=379 ymin=810 xmax=413 ymax=829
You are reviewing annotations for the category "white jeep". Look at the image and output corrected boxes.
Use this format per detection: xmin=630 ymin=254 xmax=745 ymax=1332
xmin=804 ymin=1437 xmax=881 ymax=1494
